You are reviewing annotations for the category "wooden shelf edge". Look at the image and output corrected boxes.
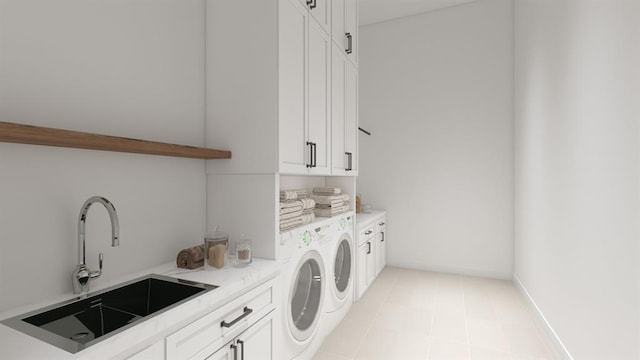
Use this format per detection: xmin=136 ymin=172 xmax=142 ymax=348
xmin=0 ymin=121 xmax=231 ymax=159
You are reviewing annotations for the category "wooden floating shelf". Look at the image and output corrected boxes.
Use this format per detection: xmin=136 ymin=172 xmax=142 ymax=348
xmin=0 ymin=121 xmax=231 ymax=159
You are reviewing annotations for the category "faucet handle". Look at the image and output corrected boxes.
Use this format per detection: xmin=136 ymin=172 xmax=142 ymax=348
xmin=90 ymin=253 xmax=103 ymax=279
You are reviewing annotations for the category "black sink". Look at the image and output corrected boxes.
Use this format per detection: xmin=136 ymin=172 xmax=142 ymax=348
xmin=1 ymin=274 xmax=217 ymax=353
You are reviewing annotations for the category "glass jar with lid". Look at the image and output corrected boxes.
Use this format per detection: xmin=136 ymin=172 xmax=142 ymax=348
xmin=204 ymin=226 xmax=229 ymax=270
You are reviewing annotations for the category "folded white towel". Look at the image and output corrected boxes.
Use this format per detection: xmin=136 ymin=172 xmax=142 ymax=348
xmin=313 ymin=187 xmax=341 ymax=195
xmin=280 ymin=217 xmax=304 ymax=231
xmin=280 ymin=208 xmax=304 ymax=221
xmin=279 ymin=212 xmax=316 ymax=231
xmin=314 ymin=204 xmax=350 ymax=217
xmin=280 ymin=200 xmax=304 ymax=215
xmin=311 ymin=194 xmax=349 ymax=205
xmin=316 ymin=202 xmax=348 ymax=209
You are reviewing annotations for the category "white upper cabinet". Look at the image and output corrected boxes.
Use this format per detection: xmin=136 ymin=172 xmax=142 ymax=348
xmin=331 ymin=43 xmax=347 ymax=175
xmin=206 ymin=0 xmax=356 ymax=177
xmin=299 ymin=0 xmax=331 ymax=34
xmin=332 ymin=0 xmax=358 ymax=66
xmin=279 ymin=0 xmax=309 ymax=174
xmin=279 ymin=0 xmax=331 ymax=175
xmin=345 ymin=59 xmax=358 ymax=174
xmin=332 ymin=43 xmax=357 ymax=176
xmin=307 ymin=18 xmax=332 ymax=175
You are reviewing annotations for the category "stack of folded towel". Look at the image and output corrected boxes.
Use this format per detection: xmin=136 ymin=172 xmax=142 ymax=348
xmin=312 ymin=187 xmax=350 ymax=217
xmin=280 ymin=189 xmax=316 ymax=231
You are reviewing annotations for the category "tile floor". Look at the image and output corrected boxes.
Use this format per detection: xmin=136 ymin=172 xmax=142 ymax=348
xmin=313 ymin=267 xmax=560 ymax=360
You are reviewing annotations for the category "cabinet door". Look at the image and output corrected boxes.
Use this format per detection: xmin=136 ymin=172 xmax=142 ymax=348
xmin=237 ymin=312 xmax=274 ymax=360
xmin=377 ymin=219 xmax=387 ymax=274
xmin=366 ymin=239 xmax=375 ymax=288
xmin=206 ymin=343 xmax=234 ymax=360
xmin=345 ymin=60 xmax=358 ymax=175
xmin=345 ymin=0 xmax=358 ymax=65
xmin=378 ymin=229 xmax=387 ymax=273
xmin=331 ymin=43 xmax=347 ymax=175
xmin=308 ymin=0 xmax=330 ymax=34
xmin=307 ymin=18 xmax=331 ymax=175
xmin=279 ymin=0 xmax=310 ymax=174
xmin=357 ymin=242 xmax=368 ymax=300
xmin=331 ymin=0 xmax=345 ymax=50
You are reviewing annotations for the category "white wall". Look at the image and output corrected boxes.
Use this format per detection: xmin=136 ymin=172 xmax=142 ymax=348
xmin=514 ymin=0 xmax=640 ymax=358
xmin=0 ymin=0 xmax=207 ymax=311
xmin=358 ymin=0 xmax=514 ymax=278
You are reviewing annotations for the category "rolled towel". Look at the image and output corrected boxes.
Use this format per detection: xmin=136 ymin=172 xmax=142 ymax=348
xmin=280 ymin=190 xmax=298 ymax=201
xmin=300 ymin=198 xmax=316 ymax=210
xmin=313 ymin=187 xmax=341 ymax=195
xmin=176 ymin=245 xmax=204 ymax=269
xmin=280 ymin=189 xmax=308 ymax=201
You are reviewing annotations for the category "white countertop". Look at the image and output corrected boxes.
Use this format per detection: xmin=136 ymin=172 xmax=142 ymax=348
xmin=356 ymin=210 xmax=386 ymax=230
xmin=0 ymin=258 xmax=280 ymax=360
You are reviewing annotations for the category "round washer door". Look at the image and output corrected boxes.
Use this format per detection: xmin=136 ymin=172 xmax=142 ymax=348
xmin=288 ymin=250 xmax=325 ymax=342
xmin=333 ymin=233 xmax=352 ymax=299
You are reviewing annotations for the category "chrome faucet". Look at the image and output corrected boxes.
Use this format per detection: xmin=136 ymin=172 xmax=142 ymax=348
xmin=72 ymin=196 xmax=120 ymax=295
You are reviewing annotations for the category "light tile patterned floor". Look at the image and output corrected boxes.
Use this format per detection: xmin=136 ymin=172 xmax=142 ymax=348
xmin=313 ymin=267 xmax=559 ymax=360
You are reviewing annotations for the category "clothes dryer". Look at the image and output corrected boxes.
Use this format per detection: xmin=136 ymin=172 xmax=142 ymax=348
xmin=279 ymin=224 xmax=327 ymax=360
xmin=319 ymin=213 xmax=355 ymax=338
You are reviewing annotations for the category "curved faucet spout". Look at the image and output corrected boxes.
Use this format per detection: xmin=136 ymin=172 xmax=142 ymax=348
xmin=74 ymin=196 xmax=120 ymax=295
xmin=77 ymin=196 xmax=120 ymax=266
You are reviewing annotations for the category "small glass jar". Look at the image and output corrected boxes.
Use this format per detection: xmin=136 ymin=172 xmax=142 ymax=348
xmin=205 ymin=227 xmax=229 ymax=270
xmin=235 ymin=235 xmax=252 ymax=266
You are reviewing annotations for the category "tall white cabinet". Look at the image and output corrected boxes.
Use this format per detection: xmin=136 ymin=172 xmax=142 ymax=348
xmin=205 ymin=0 xmax=360 ymax=261
xmin=206 ymin=0 xmax=357 ymax=177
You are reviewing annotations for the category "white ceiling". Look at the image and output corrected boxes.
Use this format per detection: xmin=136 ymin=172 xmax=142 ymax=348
xmin=359 ymin=0 xmax=477 ymax=26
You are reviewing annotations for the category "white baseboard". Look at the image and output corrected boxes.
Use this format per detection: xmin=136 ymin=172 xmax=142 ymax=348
xmin=387 ymin=260 xmax=512 ymax=280
xmin=513 ymin=275 xmax=574 ymax=360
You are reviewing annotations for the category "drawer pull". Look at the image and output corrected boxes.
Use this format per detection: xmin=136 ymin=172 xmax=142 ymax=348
xmin=379 ymin=222 xmax=385 ymax=226
xmin=365 ymin=230 xmax=372 ymax=235
xmin=221 ymin=307 xmax=253 ymax=328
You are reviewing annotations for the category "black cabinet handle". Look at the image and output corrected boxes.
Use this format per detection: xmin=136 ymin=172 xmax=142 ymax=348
xmin=379 ymin=222 xmax=385 ymax=226
xmin=310 ymin=0 xmax=317 ymax=9
xmin=306 ymin=0 xmax=312 ymax=5
xmin=365 ymin=230 xmax=372 ymax=235
xmin=231 ymin=344 xmax=238 ymax=360
xmin=221 ymin=307 xmax=253 ymax=328
xmin=312 ymin=142 xmax=317 ymax=168
xmin=237 ymin=340 xmax=245 ymax=360
xmin=345 ymin=33 xmax=352 ymax=54
xmin=306 ymin=141 xmax=313 ymax=168
xmin=345 ymin=152 xmax=353 ymax=171
xmin=381 ymin=231 xmax=385 ymax=242
xmin=367 ymin=241 xmax=371 ymax=254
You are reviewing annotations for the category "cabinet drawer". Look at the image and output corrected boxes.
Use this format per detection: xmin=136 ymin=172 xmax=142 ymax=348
xmin=358 ymin=224 xmax=375 ymax=246
xmin=166 ymin=280 xmax=274 ymax=360
xmin=375 ymin=217 xmax=387 ymax=233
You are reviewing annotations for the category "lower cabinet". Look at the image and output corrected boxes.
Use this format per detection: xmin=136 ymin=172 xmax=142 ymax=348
xmin=165 ymin=279 xmax=275 ymax=360
xmin=207 ymin=312 xmax=273 ymax=360
xmin=355 ymin=213 xmax=387 ymax=301
xmin=126 ymin=340 xmax=165 ymax=360
xmin=376 ymin=219 xmax=386 ymax=276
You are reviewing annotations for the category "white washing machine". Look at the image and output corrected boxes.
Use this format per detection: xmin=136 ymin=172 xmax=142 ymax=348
xmin=279 ymin=223 xmax=328 ymax=360
xmin=319 ymin=212 xmax=355 ymax=338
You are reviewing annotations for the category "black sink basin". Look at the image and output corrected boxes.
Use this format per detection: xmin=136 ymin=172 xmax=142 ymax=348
xmin=1 ymin=274 xmax=217 ymax=353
